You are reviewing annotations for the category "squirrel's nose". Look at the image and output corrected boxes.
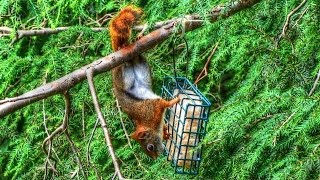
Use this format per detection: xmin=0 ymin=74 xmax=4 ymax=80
xmin=151 ymin=155 xmax=157 ymax=160
xmin=152 ymin=156 xmax=157 ymax=160
xmin=151 ymin=153 xmax=161 ymax=160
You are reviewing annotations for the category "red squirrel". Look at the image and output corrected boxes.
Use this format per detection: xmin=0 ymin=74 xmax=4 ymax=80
xmin=109 ymin=5 xmax=180 ymax=159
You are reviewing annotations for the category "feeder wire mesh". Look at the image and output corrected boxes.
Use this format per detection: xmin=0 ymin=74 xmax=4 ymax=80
xmin=162 ymin=76 xmax=211 ymax=175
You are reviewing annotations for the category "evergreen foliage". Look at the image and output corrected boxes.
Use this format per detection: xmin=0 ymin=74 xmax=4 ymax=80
xmin=0 ymin=0 xmax=319 ymax=179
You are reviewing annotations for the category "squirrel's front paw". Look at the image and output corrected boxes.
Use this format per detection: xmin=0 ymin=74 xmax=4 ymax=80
xmin=163 ymin=125 xmax=171 ymax=140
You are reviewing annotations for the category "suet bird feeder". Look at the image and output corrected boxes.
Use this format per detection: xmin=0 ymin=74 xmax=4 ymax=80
xmin=162 ymin=77 xmax=211 ymax=175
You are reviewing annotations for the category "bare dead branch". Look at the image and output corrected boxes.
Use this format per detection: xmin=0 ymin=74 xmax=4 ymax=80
xmin=308 ymin=69 xmax=320 ymax=96
xmin=281 ymin=0 xmax=307 ymax=36
xmin=86 ymin=13 xmax=114 ymax=27
xmin=94 ymin=13 xmax=114 ymax=26
xmin=86 ymin=118 xmax=99 ymax=164
xmin=313 ymin=144 xmax=320 ymax=154
xmin=115 ymin=96 xmax=132 ymax=148
xmin=194 ymin=42 xmax=219 ymax=84
xmin=42 ymin=92 xmax=71 ymax=179
xmin=112 ymin=172 xmax=117 ymax=180
xmin=279 ymin=112 xmax=296 ymax=129
xmin=0 ymin=27 xmax=12 ymax=33
xmin=82 ymin=102 xmax=86 ymax=138
xmin=70 ymin=168 xmax=79 ymax=179
xmin=0 ymin=0 xmax=261 ymax=119
xmin=64 ymin=130 xmax=86 ymax=179
xmin=0 ymin=26 xmax=107 ymax=44
xmin=44 ymin=141 xmax=58 ymax=179
xmin=3 ymin=77 xmax=22 ymax=96
xmin=0 ymin=19 xmax=173 ymax=44
xmin=0 ymin=0 xmax=261 ymax=42
xmin=86 ymin=68 xmax=124 ymax=180
xmin=292 ymin=6 xmax=309 ymax=28
xmin=245 ymin=114 xmax=274 ymax=130
xmin=85 ymin=117 xmax=102 ymax=178
xmin=42 ymin=143 xmax=61 ymax=175
xmin=42 ymin=72 xmax=58 ymax=179
xmin=276 ymin=0 xmax=307 ymax=47
xmin=0 ymin=91 xmax=50 ymax=105
xmin=272 ymin=112 xmax=296 ymax=146
xmin=42 ymin=92 xmax=70 ymax=155
xmin=0 ymin=18 xmax=177 ymax=42
xmin=42 ymin=85 xmax=59 ymax=179
xmin=0 ymin=34 xmax=10 ymax=37
xmin=136 ymin=24 xmax=149 ymax=40
xmin=42 ymin=94 xmax=58 ymax=179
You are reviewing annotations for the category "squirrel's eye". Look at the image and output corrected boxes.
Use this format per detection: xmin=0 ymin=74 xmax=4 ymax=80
xmin=147 ymin=144 xmax=154 ymax=151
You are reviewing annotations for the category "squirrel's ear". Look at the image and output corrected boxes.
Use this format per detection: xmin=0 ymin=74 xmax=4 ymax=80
xmin=131 ymin=130 xmax=149 ymax=140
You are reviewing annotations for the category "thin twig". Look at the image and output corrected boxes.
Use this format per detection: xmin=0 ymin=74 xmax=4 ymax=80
xmin=4 ymin=73 xmax=24 ymax=97
xmin=112 ymin=172 xmax=117 ymax=180
xmin=246 ymin=114 xmax=274 ymax=130
xmin=86 ymin=118 xmax=99 ymax=164
xmin=276 ymin=0 xmax=307 ymax=47
xmin=0 ymin=26 xmax=108 ymax=44
xmin=115 ymin=97 xmax=132 ymax=148
xmin=194 ymin=42 xmax=219 ymax=84
xmin=279 ymin=112 xmax=296 ymax=129
xmin=137 ymin=24 xmax=148 ymax=40
xmin=70 ymin=168 xmax=79 ymax=179
xmin=0 ymin=34 xmax=10 ymax=37
xmin=59 ymin=43 xmax=90 ymax=50
xmin=273 ymin=112 xmax=296 ymax=146
xmin=44 ymin=140 xmax=58 ymax=179
xmin=205 ymin=138 xmax=222 ymax=145
xmin=82 ymin=102 xmax=86 ymax=138
xmin=86 ymin=68 xmax=124 ymax=180
xmin=98 ymin=13 xmax=113 ymax=24
xmin=292 ymin=6 xmax=309 ymax=28
xmin=42 ymin=92 xmax=71 ymax=175
xmin=313 ymin=144 xmax=320 ymax=154
xmin=85 ymin=117 xmax=102 ymax=179
xmin=0 ymin=91 xmax=51 ymax=105
xmin=64 ymin=130 xmax=86 ymax=179
xmin=308 ymin=69 xmax=320 ymax=96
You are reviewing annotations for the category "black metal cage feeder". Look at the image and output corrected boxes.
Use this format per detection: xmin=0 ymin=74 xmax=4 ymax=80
xmin=161 ymin=76 xmax=211 ymax=175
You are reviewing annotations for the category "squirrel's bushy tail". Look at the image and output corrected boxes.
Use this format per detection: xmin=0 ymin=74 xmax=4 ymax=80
xmin=109 ymin=5 xmax=143 ymax=51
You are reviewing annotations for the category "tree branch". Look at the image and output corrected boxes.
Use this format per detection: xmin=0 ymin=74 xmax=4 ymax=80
xmin=0 ymin=27 xmax=107 ymax=44
xmin=86 ymin=118 xmax=99 ymax=165
xmin=115 ymin=96 xmax=132 ymax=148
xmin=194 ymin=42 xmax=219 ymax=84
xmin=43 ymin=92 xmax=71 ymax=178
xmin=0 ymin=0 xmax=261 ymax=119
xmin=0 ymin=18 xmax=188 ymax=43
xmin=86 ymin=68 xmax=124 ymax=180
xmin=64 ymin=130 xmax=86 ymax=179
xmin=308 ymin=69 xmax=320 ymax=96
xmin=276 ymin=0 xmax=307 ymax=47
xmin=42 ymin=92 xmax=70 ymax=156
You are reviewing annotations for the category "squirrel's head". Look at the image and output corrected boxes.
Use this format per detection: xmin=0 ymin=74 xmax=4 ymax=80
xmin=131 ymin=129 xmax=164 ymax=159
xmin=130 ymin=97 xmax=181 ymax=159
